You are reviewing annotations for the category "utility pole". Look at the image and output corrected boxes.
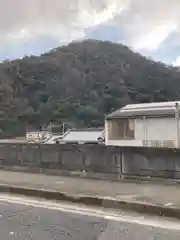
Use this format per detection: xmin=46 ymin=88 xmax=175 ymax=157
xmin=62 ymin=122 xmax=65 ymax=134
xmin=175 ymin=102 xmax=180 ymax=148
xmin=143 ymin=116 xmax=147 ymax=146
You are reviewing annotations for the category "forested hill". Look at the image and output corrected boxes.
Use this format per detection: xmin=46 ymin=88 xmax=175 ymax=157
xmin=0 ymin=39 xmax=180 ymax=137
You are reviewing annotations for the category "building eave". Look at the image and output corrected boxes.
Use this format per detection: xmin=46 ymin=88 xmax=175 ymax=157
xmin=106 ymin=113 xmax=176 ymax=120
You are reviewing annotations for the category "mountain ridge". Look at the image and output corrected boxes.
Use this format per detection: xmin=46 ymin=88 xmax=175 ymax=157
xmin=0 ymin=39 xmax=180 ymax=137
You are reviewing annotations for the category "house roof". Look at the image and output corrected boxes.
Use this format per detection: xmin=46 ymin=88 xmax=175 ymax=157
xmin=57 ymin=128 xmax=104 ymax=143
xmin=106 ymin=101 xmax=180 ymax=119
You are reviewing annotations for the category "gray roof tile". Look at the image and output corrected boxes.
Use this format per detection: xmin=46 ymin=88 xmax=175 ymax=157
xmin=106 ymin=101 xmax=180 ymax=119
xmin=58 ymin=128 xmax=104 ymax=143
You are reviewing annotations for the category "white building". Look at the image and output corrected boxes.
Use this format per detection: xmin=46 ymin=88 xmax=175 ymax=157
xmin=26 ymin=131 xmax=52 ymax=143
xmin=105 ymin=101 xmax=180 ymax=148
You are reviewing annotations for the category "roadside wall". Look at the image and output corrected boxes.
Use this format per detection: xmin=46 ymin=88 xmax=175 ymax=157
xmin=122 ymin=147 xmax=180 ymax=179
xmin=0 ymin=143 xmax=180 ymax=180
xmin=0 ymin=144 xmax=122 ymax=179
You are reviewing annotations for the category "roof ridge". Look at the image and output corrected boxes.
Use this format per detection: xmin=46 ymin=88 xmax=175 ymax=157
xmin=68 ymin=128 xmax=104 ymax=132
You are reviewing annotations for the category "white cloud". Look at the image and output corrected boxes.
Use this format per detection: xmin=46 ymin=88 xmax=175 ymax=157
xmin=115 ymin=0 xmax=180 ymax=52
xmin=0 ymin=0 xmax=180 ymax=62
xmin=0 ymin=0 xmax=128 ymax=46
xmin=173 ymin=56 xmax=180 ymax=67
xmin=133 ymin=21 xmax=178 ymax=51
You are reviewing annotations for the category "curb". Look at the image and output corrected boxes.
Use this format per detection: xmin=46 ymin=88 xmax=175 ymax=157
xmin=0 ymin=184 xmax=179 ymax=220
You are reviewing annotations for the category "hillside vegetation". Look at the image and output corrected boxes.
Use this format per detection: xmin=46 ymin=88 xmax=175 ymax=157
xmin=0 ymin=39 xmax=180 ymax=137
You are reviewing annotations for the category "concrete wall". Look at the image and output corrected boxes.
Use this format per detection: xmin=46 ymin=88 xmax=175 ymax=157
xmin=135 ymin=117 xmax=177 ymax=141
xmin=0 ymin=143 xmax=180 ymax=180
xmin=122 ymin=147 xmax=180 ymax=179
xmin=0 ymin=143 xmax=122 ymax=176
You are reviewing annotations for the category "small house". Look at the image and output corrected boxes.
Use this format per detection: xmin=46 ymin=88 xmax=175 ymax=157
xmin=105 ymin=101 xmax=180 ymax=148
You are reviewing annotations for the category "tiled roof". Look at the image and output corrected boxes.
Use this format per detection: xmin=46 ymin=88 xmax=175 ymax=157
xmin=106 ymin=101 xmax=180 ymax=119
xmin=57 ymin=128 xmax=104 ymax=143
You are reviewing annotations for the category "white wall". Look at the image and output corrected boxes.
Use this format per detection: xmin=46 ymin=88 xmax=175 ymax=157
xmin=105 ymin=117 xmax=179 ymax=147
xmin=106 ymin=139 xmax=143 ymax=147
xmin=105 ymin=120 xmax=108 ymax=145
xmin=135 ymin=117 xmax=177 ymax=141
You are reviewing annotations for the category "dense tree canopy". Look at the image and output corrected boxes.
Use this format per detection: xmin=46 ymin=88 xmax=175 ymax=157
xmin=0 ymin=39 xmax=180 ymax=137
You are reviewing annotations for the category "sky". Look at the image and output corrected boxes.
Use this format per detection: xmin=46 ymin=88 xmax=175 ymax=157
xmin=0 ymin=0 xmax=180 ymax=66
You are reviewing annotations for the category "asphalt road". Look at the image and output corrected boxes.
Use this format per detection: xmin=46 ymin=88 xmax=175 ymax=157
xmin=0 ymin=195 xmax=179 ymax=239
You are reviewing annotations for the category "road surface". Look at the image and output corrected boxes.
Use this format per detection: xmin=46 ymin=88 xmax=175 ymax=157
xmin=0 ymin=194 xmax=179 ymax=239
